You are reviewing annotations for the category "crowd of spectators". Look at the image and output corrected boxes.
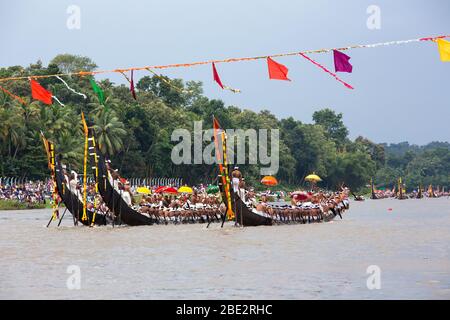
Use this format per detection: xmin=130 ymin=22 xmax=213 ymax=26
xmin=0 ymin=179 xmax=51 ymax=204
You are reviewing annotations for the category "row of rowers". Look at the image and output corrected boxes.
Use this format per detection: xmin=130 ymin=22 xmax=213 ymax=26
xmin=105 ymin=162 xmax=225 ymax=213
xmin=250 ymin=191 xmax=350 ymax=218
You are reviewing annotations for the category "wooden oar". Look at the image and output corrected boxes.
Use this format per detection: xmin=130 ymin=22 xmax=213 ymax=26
xmin=337 ymin=207 xmax=343 ymax=219
xmin=220 ymin=213 xmax=226 ymax=228
xmin=57 ymin=208 xmax=68 ymax=227
xmin=46 ymin=213 xmax=54 ymax=228
xmin=206 ymin=213 xmax=213 ymax=228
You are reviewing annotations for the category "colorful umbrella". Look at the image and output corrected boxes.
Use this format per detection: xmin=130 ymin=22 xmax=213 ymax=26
xmin=261 ymin=176 xmax=278 ymax=186
xmin=136 ymin=187 xmax=151 ymax=194
xmin=206 ymin=185 xmax=219 ymax=194
xmin=291 ymin=191 xmax=310 ymax=201
xmin=163 ymin=187 xmax=178 ymax=194
xmin=305 ymin=173 xmax=322 ymax=182
xmin=178 ymin=186 xmax=193 ymax=194
xmin=154 ymin=186 xmax=167 ymax=193
xmin=119 ymin=177 xmax=128 ymax=184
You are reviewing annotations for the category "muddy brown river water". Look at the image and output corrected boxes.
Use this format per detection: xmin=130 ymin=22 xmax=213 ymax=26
xmin=1 ymin=198 xmax=449 ymax=299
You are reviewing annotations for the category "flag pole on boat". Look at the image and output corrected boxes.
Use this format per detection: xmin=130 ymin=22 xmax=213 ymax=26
xmin=81 ymin=113 xmax=89 ymax=222
xmin=40 ymin=132 xmax=59 ymax=227
xmin=212 ymin=115 xmax=234 ymax=226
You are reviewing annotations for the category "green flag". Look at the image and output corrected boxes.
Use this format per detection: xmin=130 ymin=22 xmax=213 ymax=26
xmin=90 ymin=78 xmax=105 ymax=104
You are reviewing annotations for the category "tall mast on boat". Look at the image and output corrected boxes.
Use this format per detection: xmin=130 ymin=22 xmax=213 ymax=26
xmin=213 ymin=116 xmax=234 ymax=221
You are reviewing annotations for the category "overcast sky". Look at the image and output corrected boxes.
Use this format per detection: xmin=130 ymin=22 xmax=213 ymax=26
xmin=1 ymin=0 xmax=449 ymax=144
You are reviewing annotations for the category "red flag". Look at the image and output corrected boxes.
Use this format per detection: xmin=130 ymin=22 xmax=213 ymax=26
xmin=130 ymin=70 xmax=137 ymax=100
xmin=30 ymin=79 xmax=52 ymax=104
xmin=212 ymin=62 xmax=224 ymax=89
xmin=267 ymin=57 xmax=291 ymax=81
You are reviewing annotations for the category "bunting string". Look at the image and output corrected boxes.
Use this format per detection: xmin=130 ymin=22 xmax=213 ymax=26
xmin=212 ymin=62 xmax=241 ymax=93
xmin=298 ymin=53 xmax=354 ymax=89
xmin=0 ymin=85 xmax=27 ymax=105
xmin=55 ymin=76 xmax=87 ymax=99
xmin=0 ymin=34 xmax=447 ymax=83
xmin=223 ymin=85 xmax=241 ymax=93
xmin=145 ymin=68 xmax=193 ymax=94
xmin=51 ymin=95 xmax=65 ymax=107
xmin=118 ymin=71 xmax=131 ymax=84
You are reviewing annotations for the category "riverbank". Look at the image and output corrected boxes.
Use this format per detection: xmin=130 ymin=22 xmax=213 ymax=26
xmin=0 ymin=199 xmax=47 ymax=210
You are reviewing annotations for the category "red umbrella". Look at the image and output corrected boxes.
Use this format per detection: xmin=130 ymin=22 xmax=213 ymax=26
xmin=261 ymin=176 xmax=278 ymax=186
xmin=154 ymin=186 xmax=167 ymax=193
xmin=291 ymin=191 xmax=310 ymax=201
xmin=163 ymin=187 xmax=178 ymax=194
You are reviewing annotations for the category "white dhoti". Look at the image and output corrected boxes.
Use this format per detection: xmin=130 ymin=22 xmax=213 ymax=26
xmin=232 ymin=177 xmax=239 ymax=193
xmin=239 ymin=188 xmax=246 ymax=202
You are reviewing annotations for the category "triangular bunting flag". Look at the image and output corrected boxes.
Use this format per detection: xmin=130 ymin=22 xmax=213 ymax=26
xmin=212 ymin=62 xmax=224 ymax=89
xmin=90 ymin=78 xmax=105 ymax=104
xmin=333 ymin=50 xmax=353 ymax=73
xmin=437 ymin=39 xmax=450 ymax=62
xmin=30 ymin=79 xmax=52 ymax=105
xmin=299 ymin=53 xmax=354 ymax=89
xmin=267 ymin=57 xmax=291 ymax=81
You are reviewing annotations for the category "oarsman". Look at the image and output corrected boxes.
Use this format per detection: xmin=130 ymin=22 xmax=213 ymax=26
xmin=238 ymin=178 xmax=246 ymax=201
xmin=109 ymin=170 xmax=121 ymax=192
xmin=122 ymin=183 xmax=133 ymax=206
xmin=231 ymin=166 xmax=242 ymax=193
xmin=62 ymin=165 xmax=69 ymax=185
xmin=69 ymin=171 xmax=78 ymax=194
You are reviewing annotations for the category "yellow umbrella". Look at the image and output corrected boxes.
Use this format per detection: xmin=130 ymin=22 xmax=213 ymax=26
xmin=305 ymin=173 xmax=322 ymax=182
xmin=136 ymin=187 xmax=151 ymax=194
xmin=178 ymin=186 xmax=193 ymax=194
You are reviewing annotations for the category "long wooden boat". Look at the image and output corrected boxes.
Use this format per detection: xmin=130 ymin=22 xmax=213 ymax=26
xmin=54 ymin=155 xmax=107 ymax=226
xmin=232 ymin=191 xmax=272 ymax=226
xmin=230 ymin=191 xmax=347 ymax=227
xmin=95 ymin=152 xmax=157 ymax=226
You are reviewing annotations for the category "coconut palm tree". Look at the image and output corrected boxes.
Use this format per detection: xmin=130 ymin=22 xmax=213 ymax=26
xmin=0 ymin=104 xmax=26 ymax=159
xmin=37 ymin=104 xmax=76 ymax=140
xmin=56 ymin=129 xmax=84 ymax=170
xmin=92 ymin=109 xmax=126 ymax=157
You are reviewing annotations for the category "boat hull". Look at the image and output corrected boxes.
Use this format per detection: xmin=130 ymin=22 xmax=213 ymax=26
xmin=230 ymin=191 xmax=342 ymax=227
xmin=54 ymin=156 xmax=106 ymax=226
xmin=96 ymin=153 xmax=156 ymax=226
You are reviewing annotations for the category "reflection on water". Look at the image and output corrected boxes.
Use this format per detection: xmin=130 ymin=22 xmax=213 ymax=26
xmin=0 ymin=198 xmax=449 ymax=299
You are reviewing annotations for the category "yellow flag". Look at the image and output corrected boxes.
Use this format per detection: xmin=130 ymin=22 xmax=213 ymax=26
xmin=437 ymin=39 xmax=450 ymax=62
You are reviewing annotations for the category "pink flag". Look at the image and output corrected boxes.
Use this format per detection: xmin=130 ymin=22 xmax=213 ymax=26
xmin=299 ymin=53 xmax=354 ymax=90
xmin=333 ymin=50 xmax=353 ymax=73
xmin=212 ymin=62 xmax=224 ymax=89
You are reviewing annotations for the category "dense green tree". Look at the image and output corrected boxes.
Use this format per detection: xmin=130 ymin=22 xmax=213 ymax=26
xmin=49 ymin=54 xmax=97 ymax=74
xmin=404 ymin=148 xmax=450 ymax=189
xmin=92 ymin=109 xmax=127 ymax=157
xmin=312 ymin=108 xmax=349 ymax=148
xmin=353 ymin=136 xmax=385 ymax=169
